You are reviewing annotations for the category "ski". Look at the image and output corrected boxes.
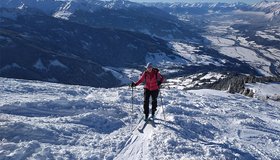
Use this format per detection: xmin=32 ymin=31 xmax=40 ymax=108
xmin=137 ymin=116 xmax=155 ymax=133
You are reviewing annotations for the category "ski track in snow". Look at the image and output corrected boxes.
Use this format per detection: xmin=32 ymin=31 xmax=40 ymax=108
xmin=0 ymin=78 xmax=280 ymax=160
xmin=115 ymin=108 xmax=165 ymax=160
xmin=115 ymin=118 xmax=154 ymax=160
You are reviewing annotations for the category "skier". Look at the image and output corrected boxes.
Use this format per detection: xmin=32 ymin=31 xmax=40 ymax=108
xmin=131 ymin=62 xmax=164 ymax=121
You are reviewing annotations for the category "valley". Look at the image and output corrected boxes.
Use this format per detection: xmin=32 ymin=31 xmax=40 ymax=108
xmin=0 ymin=0 xmax=280 ymax=87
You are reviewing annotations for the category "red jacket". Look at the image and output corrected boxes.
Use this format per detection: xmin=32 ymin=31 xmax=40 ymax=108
xmin=135 ymin=68 xmax=164 ymax=91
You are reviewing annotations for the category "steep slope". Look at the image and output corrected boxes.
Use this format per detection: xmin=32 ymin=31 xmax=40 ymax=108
xmin=0 ymin=77 xmax=279 ymax=159
xmin=0 ymin=8 xmax=176 ymax=87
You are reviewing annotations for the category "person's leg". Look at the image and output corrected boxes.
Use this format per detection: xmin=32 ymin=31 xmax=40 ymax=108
xmin=144 ymin=89 xmax=151 ymax=119
xmin=151 ymin=89 xmax=159 ymax=116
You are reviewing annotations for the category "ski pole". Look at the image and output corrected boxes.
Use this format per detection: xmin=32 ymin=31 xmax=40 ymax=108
xmin=131 ymin=85 xmax=134 ymax=112
xmin=128 ymin=78 xmax=135 ymax=112
xmin=159 ymin=89 xmax=166 ymax=120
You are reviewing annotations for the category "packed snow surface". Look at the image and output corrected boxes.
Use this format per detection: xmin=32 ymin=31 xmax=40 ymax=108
xmin=246 ymin=82 xmax=280 ymax=101
xmin=0 ymin=78 xmax=280 ymax=159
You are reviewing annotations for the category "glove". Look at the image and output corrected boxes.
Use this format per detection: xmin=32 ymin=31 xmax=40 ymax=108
xmin=131 ymin=82 xmax=136 ymax=87
xmin=157 ymin=81 xmax=162 ymax=86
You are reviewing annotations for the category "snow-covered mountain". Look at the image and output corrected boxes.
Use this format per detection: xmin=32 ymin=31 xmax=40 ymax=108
xmin=1 ymin=11 xmax=261 ymax=87
xmin=0 ymin=0 xmax=202 ymax=40
xmin=0 ymin=0 xmax=144 ymax=19
xmin=1 ymin=8 xmax=182 ymax=87
xmin=144 ymin=2 xmax=250 ymax=15
xmin=145 ymin=1 xmax=279 ymax=21
xmin=103 ymin=0 xmax=143 ymax=9
xmin=1 ymin=1 xmax=280 ymax=87
xmin=146 ymin=1 xmax=280 ymax=78
xmin=146 ymin=1 xmax=280 ymax=22
xmin=0 ymin=77 xmax=279 ymax=159
xmin=252 ymin=1 xmax=280 ymax=21
xmin=146 ymin=2 xmax=248 ymax=9
xmin=1 ymin=3 xmax=264 ymax=87
xmin=252 ymin=1 xmax=280 ymax=14
xmin=1 ymin=1 xmax=280 ymax=158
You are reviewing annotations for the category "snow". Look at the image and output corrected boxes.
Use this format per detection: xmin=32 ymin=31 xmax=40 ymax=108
xmin=234 ymin=10 xmax=267 ymax=17
xmin=219 ymin=46 xmax=272 ymax=76
xmin=17 ymin=3 xmax=25 ymax=10
xmin=49 ymin=59 xmax=68 ymax=69
xmin=53 ymin=11 xmax=72 ymax=20
xmin=204 ymin=36 xmax=235 ymax=47
xmin=210 ymin=28 xmax=279 ymax=76
xmin=252 ymin=1 xmax=280 ymax=19
xmin=33 ymin=59 xmax=47 ymax=71
xmin=103 ymin=67 xmax=134 ymax=85
xmin=200 ymin=72 xmax=224 ymax=80
xmin=145 ymin=52 xmax=188 ymax=68
xmin=102 ymin=67 xmax=143 ymax=85
xmin=169 ymin=41 xmax=198 ymax=55
xmin=245 ymin=82 xmax=280 ymax=101
xmin=0 ymin=63 xmax=21 ymax=72
xmin=165 ymin=72 xmax=227 ymax=90
xmin=201 ymin=9 xmax=280 ymax=77
xmin=220 ymin=47 xmax=267 ymax=64
xmin=1 ymin=77 xmax=280 ymax=159
xmin=267 ymin=48 xmax=280 ymax=60
xmin=169 ymin=41 xmax=221 ymax=66
xmin=256 ymin=31 xmax=280 ymax=41
xmin=207 ymin=26 xmax=225 ymax=34
xmin=253 ymin=1 xmax=280 ymax=9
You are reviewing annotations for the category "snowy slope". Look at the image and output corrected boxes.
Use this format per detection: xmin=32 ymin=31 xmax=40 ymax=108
xmin=0 ymin=0 xmax=143 ymax=20
xmin=1 ymin=77 xmax=280 ymax=159
xmin=252 ymin=1 xmax=280 ymax=20
xmin=245 ymin=82 xmax=280 ymax=101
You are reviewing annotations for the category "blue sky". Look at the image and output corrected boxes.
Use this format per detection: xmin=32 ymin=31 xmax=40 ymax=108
xmin=129 ymin=0 xmax=279 ymax=4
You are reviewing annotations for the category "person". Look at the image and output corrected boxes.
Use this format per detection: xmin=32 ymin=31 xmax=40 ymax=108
xmin=131 ymin=62 xmax=164 ymax=120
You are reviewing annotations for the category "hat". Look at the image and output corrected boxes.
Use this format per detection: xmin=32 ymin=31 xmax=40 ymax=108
xmin=146 ymin=62 xmax=153 ymax=68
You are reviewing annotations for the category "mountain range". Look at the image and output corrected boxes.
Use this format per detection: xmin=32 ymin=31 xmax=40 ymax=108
xmin=1 ymin=0 xmax=279 ymax=87
xmin=0 ymin=7 xmax=179 ymax=87
xmin=146 ymin=1 xmax=280 ymax=20
xmin=144 ymin=2 xmax=251 ymax=15
xmin=252 ymin=1 xmax=280 ymax=22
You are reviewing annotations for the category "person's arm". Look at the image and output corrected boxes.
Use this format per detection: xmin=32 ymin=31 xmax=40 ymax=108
xmin=135 ymin=72 xmax=146 ymax=86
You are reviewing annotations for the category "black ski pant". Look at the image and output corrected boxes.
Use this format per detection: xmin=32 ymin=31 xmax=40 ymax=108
xmin=143 ymin=89 xmax=159 ymax=117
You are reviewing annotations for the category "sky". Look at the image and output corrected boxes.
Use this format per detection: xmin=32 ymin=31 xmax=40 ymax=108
xmin=129 ymin=0 xmax=279 ymax=4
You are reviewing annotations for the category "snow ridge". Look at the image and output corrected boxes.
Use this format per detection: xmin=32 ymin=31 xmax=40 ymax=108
xmin=0 ymin=78 xmax=280 ymax=159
